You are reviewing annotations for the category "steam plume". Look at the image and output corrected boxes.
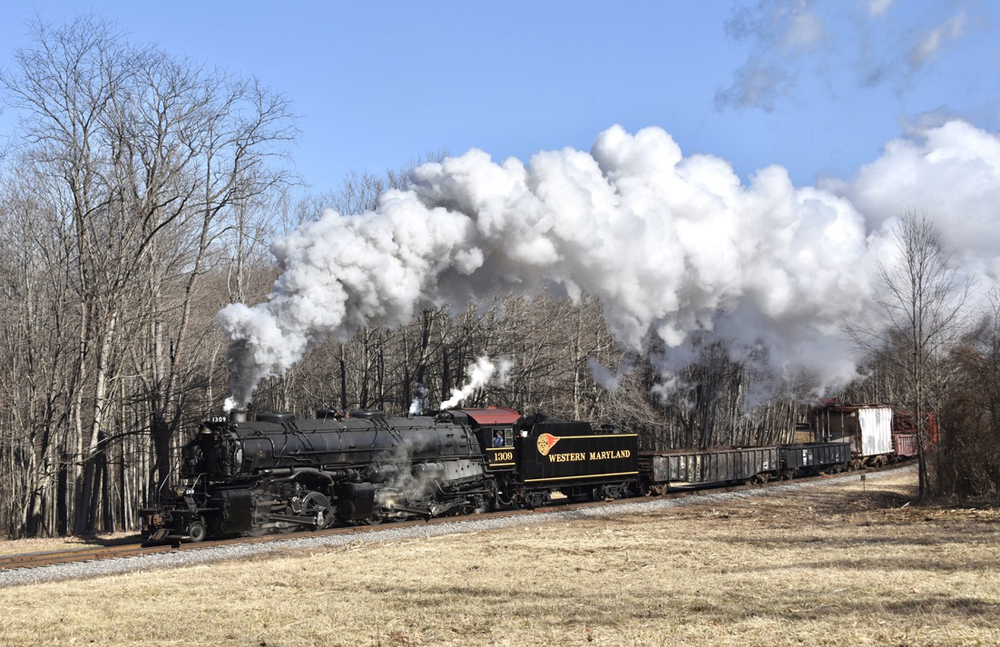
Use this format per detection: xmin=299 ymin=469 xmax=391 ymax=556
xmin=439 ymin=356 xmax=514 ymax=410
xmin=219 ymin=121 xmax=1000 ymax=407
xmin=408 ymin=383 xmax=429 ymax=416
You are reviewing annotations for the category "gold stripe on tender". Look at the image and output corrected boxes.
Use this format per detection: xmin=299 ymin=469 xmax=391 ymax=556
xmin=535 ymin=434 xmax=637 ymax=440
xmin=523 ymin=471 xmax=639 ymax=483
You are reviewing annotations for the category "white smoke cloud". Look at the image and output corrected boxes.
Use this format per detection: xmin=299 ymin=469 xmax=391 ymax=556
xmin=219 ymin=120 xmax=1000 ymax=407
xmin=439 ymin=355 xmax=514 ymax=410
xmin=588 ymin=357 xmax=622 ymax=391
xmin=824 ymin=119 xmax=1000 ymax=280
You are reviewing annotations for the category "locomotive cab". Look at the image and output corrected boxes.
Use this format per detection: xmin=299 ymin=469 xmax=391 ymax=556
xmin=482 ymin=427 xmax=516 ymax=471
xmin=447 ymin=407 xmax=521 ymax=473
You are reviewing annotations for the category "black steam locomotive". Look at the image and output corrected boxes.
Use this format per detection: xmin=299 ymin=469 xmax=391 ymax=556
xmin=141 ymin=407 xmax=640 ymax=542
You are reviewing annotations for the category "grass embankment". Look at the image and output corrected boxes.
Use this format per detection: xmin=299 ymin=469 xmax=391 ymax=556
xmin=1 ymin=469 xmax=998 ymax=646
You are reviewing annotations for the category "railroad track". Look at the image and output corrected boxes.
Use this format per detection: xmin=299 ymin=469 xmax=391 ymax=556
xmin=0 ymin=461 xmax=912 ymax=573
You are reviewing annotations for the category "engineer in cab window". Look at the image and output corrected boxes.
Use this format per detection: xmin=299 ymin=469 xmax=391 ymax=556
xmin=493 ymin=430 xmax=505 ymax=447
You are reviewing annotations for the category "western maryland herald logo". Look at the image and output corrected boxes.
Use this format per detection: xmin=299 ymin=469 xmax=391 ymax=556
xmin=536 ymin=433 xmax=561 ymax=456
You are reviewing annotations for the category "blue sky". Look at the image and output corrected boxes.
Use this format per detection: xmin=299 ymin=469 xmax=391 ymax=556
xmin=1 ymin=1 xmax=997 ymax=194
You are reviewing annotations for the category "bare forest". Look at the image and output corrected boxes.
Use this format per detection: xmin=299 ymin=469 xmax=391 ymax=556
xmin=0 ymin=16 xmax=996 ymax=540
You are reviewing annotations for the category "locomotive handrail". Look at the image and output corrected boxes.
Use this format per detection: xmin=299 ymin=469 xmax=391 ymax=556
xmin=155 ymin=471 xmax=172 ymax=499
xmin=289 ymin=423 xmax=317 ymax=455
xmin=188 ymin=472 xmax=205 ymax=492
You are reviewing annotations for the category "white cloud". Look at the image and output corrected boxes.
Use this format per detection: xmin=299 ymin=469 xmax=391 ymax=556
xmin=910 ymin=11 xmax=967 ymax=69
xmin=867 ymin=0 xmax=895 ymax=18
xmin=718 ymin=0 xmax=826 ymax=110
xmin=827 ymin=118 xmax=1000 ymax=283
xmin=715 ymin=58 xmax=792 ymax=112
xmin=783 ymin=5 xmax=826 ymax=51
xmin=721 ymin=2 xmax=983 ymax=109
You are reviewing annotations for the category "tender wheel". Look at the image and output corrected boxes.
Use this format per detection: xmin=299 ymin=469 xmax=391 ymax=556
xmin=525 ymin=491 xmax=550 ymax=509
xmin=187 ymin=520 xmax=207 ymax=543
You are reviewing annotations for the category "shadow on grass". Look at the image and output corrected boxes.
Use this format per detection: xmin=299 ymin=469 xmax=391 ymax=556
xmin=65 ymin=533 xmax=144 ymax=548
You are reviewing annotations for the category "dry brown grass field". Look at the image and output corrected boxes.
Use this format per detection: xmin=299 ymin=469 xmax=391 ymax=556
xmin=2 ymin=469 xmax=998 ymax=646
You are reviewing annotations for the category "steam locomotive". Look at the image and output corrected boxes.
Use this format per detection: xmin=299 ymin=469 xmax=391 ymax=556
xmin=141 ymin=403 xmax=901 ymax=543
xmin=141 ymin=407 xmax=639 ymax=542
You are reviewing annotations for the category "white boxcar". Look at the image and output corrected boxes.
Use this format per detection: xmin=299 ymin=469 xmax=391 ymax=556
xmin=813 ymin=404 xmax=893 ymax=459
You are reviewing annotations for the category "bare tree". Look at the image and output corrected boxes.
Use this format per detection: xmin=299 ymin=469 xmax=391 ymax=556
xmin=845 ymin=210 xmax=970 ymax=499
xmin=0 ymin=14 xmax=295 ymax=535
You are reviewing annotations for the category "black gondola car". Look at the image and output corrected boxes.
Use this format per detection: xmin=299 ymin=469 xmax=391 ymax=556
xmin=642 ymin=446 xmax=781 ymax=490
xmin=779 ymin=442 xmax=851 ymax=477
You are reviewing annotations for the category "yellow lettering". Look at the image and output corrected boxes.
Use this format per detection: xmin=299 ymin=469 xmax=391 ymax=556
xmin=587 ymin=450 xmax=632 ymax=461
xmin=548 ymin=452 xmax=587 ymax=463
xmin=542 ymin=449 xmax=635 ymax=463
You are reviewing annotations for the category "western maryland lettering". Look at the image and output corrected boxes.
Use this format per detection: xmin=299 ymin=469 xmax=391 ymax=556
xmin=548 ymin=449 xmax=632 ymax=463
xmin=523 ymin=431 xmax=639 ymax=483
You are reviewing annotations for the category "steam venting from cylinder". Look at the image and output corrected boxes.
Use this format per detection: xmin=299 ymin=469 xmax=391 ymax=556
xmin=218 ymin=121 xmax=1000 ymax=407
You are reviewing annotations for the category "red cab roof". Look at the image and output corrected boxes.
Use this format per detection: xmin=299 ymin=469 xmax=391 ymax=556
xmin=457 ymin=407 xmax=521 ymax=425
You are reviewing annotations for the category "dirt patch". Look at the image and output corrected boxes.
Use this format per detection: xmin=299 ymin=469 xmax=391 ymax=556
xmin=1 ymin=470 xmax=998 ymax=646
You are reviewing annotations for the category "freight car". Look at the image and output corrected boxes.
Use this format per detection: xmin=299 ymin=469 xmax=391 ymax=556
xmin=811 ymin=403 xmax=935 ymax=466
xmin=140 ymin=406 xmax=875 ymax=543
xmin=637 ymin=441 xmax=851 ymax=495
xmin=639 ymin=446 xmax=780 ymax=495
